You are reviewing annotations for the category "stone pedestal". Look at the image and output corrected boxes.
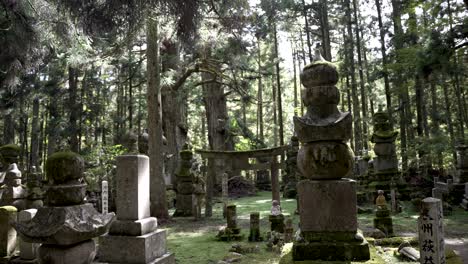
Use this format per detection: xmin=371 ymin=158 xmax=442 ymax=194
xmin=456 ymin=144 xmax=468 ymax=183
xmin=373 ymin=208 xmax=393 ymax=236
xmin=248 ymin=212 xmax=262 ymax=242
xmin=98 ymin=155 xmax=174 ymax=264
xmin=269 ymin=214 xmax=285 ymax=233
xmin=0 ymin=206 xmax=17 ymax=258
xmin=418 ymin=197 xmax=445 ymax=264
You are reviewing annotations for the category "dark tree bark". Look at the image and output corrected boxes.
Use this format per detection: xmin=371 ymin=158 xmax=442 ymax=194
xmin=146 ymin=15 xmax=169 ymax=220
xmin=68 ymin=66 xmax=79 ymax=153
xmin=29 ymin=97 xmax=40 ymax=170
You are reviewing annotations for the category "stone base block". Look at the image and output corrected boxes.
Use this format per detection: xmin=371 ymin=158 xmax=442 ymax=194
xmin=292 ymin=238 xmax=370 ymax=261
xmin=10 ymin=257 xmax=38 ymax=264
xmin=94 ymin=252 xmax=175 ymax=264
xmin=297 ymin=179 xmax=357 ymax=232
xmin=38 ymin=239 xmax=96 ymax=264
xmin=269 ymin=214 xmax=285 ymax=233
xmin=98 ymin=229 xmax=167 ymax=264
xmin=216 ymin=227 xmax=243 ymax=241
xmin=173 ymin=194 xmax=194 ymax=217
xmin=373 ymin=217 xmax=393 ymax=235
xmin=109 ymin=217 xmax=157 ymax=236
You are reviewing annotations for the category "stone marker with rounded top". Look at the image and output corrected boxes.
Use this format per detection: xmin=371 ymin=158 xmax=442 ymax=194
xmin=11 ymin=209 xmax=39 ymax=263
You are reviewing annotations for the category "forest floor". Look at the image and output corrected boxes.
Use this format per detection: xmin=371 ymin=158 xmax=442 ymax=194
xmin=165 ymin=192 xmax=468 ymax=264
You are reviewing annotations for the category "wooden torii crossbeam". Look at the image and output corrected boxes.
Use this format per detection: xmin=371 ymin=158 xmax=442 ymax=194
xmin=196 ymin=146 xmax=287 ymax=217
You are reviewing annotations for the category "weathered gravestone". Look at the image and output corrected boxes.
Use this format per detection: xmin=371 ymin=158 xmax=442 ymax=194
xmin=173 ymin=149 xmax=195 ymax=217
xmin=248 ymin=212 xmax=262 ymax=242
xmin=217 ymin=205 xmax=243 ymax=241
xmin=283 ymin=136 xmax=299 ymax=199
xmin=0 ymin=206 xmax=17 ymax=259
xmin=15 ymin=152 xmax=114 ymax=264
xmin=11 ymin=209 xmax=39 ymax=264
xmin=289 ymin=57 xmax=370 ymax=261
xmin=98 ymin=154 xmax=175 ymax=263
xmin=373 ymin=190 xmax=393 ymax=236
xmin=418 ymin=197 xmax=445 ymax=264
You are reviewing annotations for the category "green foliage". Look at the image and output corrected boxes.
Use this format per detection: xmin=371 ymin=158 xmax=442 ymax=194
xmin=82 ymin=144 xmax=125 ymax=191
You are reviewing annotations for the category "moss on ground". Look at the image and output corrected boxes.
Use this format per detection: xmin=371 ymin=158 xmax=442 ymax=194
xmin=165 ymin=192 xmax=468 ymax=264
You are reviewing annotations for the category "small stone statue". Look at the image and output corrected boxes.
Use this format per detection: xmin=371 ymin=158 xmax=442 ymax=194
xmin=375 ymin=190 xmax=387 ymax=210
xmin=271 ymin=200 xmax=282 ymax=216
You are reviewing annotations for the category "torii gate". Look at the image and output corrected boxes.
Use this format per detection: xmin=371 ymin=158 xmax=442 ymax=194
xmin=196 ymin=146 xmax=287 ymax=217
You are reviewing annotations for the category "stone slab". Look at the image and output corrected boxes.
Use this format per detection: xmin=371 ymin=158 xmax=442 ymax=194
xmin=109 ymin=217 xmax=158 ymax=236
xmin=98 ymin=229 xmax=167 ymax=264
xmin=38 ymin=239 xmax=96 ymax=264
xmin=94 ymin=252 xmax=175 ymax=264
xmin=292 ymin=239 xmax=370 ymax=261
xmin=297 ymin=179 xmax=357 ymax=232
xmin=115 ymin=155 xmax=150 ymax=221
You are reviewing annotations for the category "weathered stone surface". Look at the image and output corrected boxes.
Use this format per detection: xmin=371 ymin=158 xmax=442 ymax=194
xmin=300 ymin=62 xmax=338 ymax=87
xmin=269 ymin=214 xmax=285 ymax=233
xmin=101 ymin=181 xmax=108 ymax=214
xmin=173 ymin=194 xmax=194 ymax=217
xmin=374 ymin=157 xmax=398 ymax=172
xmin=18 ymin=209 xmax=39 ymax=260
xmin=115 ymin=155 xmax=150 ymax=220
xmin=226 ymin=205 xmax=237 ymax=229
xmin=44 ymin=184 xmax=86 ymax=206
xmin=98 ymin=230 xmax=168 ymax=263
xmin=297 ymin=142 xmax=354 ymax=180
xmin=38 ymin=239 xmax=95 ymax=264
xmin=297 ymin=179 xmax=358 ymax=232
xmin=294 ymin=113 xmax=352 ymax=143
xmin=0 ymin=206 xmax=17 ymax=257
xmin=418 ymin=197 xmax=445 ymax=264
xmin=15 ymin=203 xmax=114 ymax=245
xmin=109 ymin=217 xmax=157 ymax=236
xmin=45 ymin=152 xmax=84 ymax=184
xmin=292 ymin=239 xmax=370 ymax=261
xmin=248 ymin=212 xmax=261 ymax=242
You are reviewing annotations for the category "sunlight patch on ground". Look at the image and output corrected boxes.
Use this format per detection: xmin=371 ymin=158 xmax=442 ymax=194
xmin=255 ymin=199 xmax=272 ymax=204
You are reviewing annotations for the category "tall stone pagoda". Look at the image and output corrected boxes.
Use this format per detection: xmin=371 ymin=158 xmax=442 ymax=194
xmin=368 ymin=106 xmax=408 ymax=200
xmin=173 ymin=146 xmax=196 ymax=217
xmin=289 ymin=57 xmax=370 ymax=261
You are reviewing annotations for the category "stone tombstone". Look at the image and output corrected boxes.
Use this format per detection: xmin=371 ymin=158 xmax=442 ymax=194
xmin=373 ymin=190 xmax=393 ymax=236
xmin=0 ymin=206 xmax=17 ymax=258
xmin=217 ymin=204 xmax=242 ymax=241
xmin=391 ymin=189 xmax=397 ymax=213
xmin=418 ymin=197 xmax=445 ymax=264
xmin=101 ymin=180 xmax=108 ymax=214
xmin=173 ymin=148 xmax=196 ymax=217
xmin=222 ymin=172 xmax=229 ymax=198
xmin=284 ymin=218 xmax=294 ymax=243
xmin=98 ymin=154 xmax=175 ymax=264
xmin=25 ymin=166 xmax=44 ymax=209
xmin=290 ymin=55 xmax=369 ymax=261
xmin=248 ymin=212 xmax=262 ymax=242
xmin=17 ymin=209 xmax=39 ymax=261
xmin=138 ymin=132 xmax=149 ymax=155
xmin=226 ymin=205 xmax=237 ymax=230
xmin=0 ymin=144 xmax=20 ymax=172
xmin=14 ymin=152 xmax=115 ymax=264
xmin=283 ymin=136 xmax=299 ymax=199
